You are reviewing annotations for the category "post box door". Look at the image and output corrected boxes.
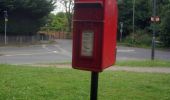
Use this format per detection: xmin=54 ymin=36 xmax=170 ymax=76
xmin=73 ymin=21 xmax=103 ymax=71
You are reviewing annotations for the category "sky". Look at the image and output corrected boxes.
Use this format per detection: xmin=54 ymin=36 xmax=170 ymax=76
xmin=51 ymin=2 xmax=65 ymax=14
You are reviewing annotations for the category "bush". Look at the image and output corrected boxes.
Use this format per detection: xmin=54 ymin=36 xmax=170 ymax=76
xmin=122 ymin=30 xmax=152 ymax=47
xmin=160 ymin=4 xmax=170 ymax=47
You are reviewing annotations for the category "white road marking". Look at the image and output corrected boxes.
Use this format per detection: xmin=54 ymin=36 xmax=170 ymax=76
xmin=53 ymin=51 xmax=58 ymax=53
xmin=117 ymin=49 xmax=135 ymax=53
xmin=42 ymin=45 xmax=51 ymax=51
xmin=1 ymin=45 xmax=68 ymax=57
xmin=42 ymin=45 xmax=59 ymax=54
xmin=3 ymin=52 xmax=54 ymax=57
xmin=42 ymin=44 xmax=71 ymax=57
xmin=54 ymin=45 xmax=72 ymax=57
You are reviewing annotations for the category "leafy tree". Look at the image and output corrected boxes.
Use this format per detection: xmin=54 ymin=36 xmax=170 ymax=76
xmin=46 ymin=12 xmax=68 ymax=31
xmin=57 ymin=0 xmax=74 ymax=32
xmin=118 ymin=0 xmax=170 ymax=47
xmin=118 ymin=0 xmax=151 ymax=34
xmin=135 ymin=0 xmax=151 ymax=30
xmin=160 ymin=3 xmax=170 ymax=47
xmin=0 ymin=0 xmax=55 ymax=35
xmin=118 ymin=0 xmax=133 ymax=36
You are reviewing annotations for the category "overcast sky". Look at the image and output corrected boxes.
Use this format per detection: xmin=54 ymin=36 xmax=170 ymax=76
xmin=51 ymin=3 xmax=65 ymax=14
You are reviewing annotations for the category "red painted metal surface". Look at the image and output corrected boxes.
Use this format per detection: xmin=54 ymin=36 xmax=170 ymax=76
xmin=72 ymin=0 xmax=118 ymax=72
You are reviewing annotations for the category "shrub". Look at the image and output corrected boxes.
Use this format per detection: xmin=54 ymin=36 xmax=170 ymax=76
xmin=122 ymin=30 xmax=152 ymax=47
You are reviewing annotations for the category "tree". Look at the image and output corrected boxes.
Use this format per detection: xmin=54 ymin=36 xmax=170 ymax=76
xmin=160 ymin=3 xmax=170 ymax=47
xmin=57 ymin=0 xmax=74 ymax=32
xmin=118 ymin=0 xmax=151 ymax=35
xmin=118 ymin=0 xmax=133 ymax=36
xmin=135 ymin=0 xmax=151 ymax=30
xmin=0 ymin=0 xmax=55 ymax=35
xmin=46 ymin=12 xmax=68 ymax=31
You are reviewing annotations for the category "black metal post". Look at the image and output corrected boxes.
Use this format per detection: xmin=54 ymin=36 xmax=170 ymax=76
xmin=132 ymin=0 xmax=136 ymax=43
xmin=151 ymin=0 xmax=156 ymax=60
xmin=90 ymin=72 xmax=99 ymax=100
xmin=4 ymin=10 xmax=8 ymax=45
xmin=4 ymin=18 xmax=7 ymax=45
xmin=120 ymin=22 xmax=123 ymax=42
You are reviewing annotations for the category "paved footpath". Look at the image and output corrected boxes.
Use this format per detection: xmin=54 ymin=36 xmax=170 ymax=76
xmin=32 ymin=64 xmax=170 ymax=74
xmin=107 ymin=66 xmax=170 ymax=74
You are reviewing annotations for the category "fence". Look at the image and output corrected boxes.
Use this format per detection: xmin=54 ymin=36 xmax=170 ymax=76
xmin=38 ymin=31 xmax=72 ymax=39
xmin=0 ymin=35 xmax=39 ymax=45
xmin=0 ymin=31 xmax=72 ymax=45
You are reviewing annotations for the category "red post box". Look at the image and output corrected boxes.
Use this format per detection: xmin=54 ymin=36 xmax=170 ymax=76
xmin=72 ymin=0 xmax=118 ymax=72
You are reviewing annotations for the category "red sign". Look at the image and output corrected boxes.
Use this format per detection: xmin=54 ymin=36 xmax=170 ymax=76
xmin=72 ymin=0 xmax=118 ymax=72
xmin=151 ymin=16 xmax=160 ymax=22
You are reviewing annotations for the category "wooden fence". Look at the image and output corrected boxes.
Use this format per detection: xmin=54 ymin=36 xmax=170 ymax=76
xmin=0 ymin=35 xmax=39 ymax=44
xmin=38 ymin=31 xmax=72 ymax=39
xmin=0 ymin=31 xmax=72 ymax=45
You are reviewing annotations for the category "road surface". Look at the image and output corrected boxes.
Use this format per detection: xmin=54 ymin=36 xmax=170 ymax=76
xmin=0 ymin=39 xmax=170 ymax=64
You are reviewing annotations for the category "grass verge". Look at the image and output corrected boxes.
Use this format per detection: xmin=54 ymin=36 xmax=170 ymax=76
xmin=116 ymin=60 xmax=170 ymax=67
xmin=0 ymin=64 xmax=170 ymax=100
xmin=42 ymin=60 xmax=170 ymax=67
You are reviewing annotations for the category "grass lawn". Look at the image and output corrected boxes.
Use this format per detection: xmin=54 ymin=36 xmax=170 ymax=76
xmin=46 ymin=60 xmax=170 ymax=67
xmin=0 ymin=64 xmax=170 ymax=100
xmin=116 ymin=60 xmax=170 ymax=67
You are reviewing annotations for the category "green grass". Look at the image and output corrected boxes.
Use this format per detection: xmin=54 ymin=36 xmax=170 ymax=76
xmin=116 ymin=60 xmax=170 ymax=67
xmin=44 ymin=60 xmax=170 ymax=67
xmin=0 ymin=64 xmax=170 ymax=100
xmin=117 ymin=42 xmax=150 ymax=48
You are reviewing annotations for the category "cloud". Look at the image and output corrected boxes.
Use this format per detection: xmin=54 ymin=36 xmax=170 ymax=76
xmin=51 ymin=2 xmax=65 ymax=14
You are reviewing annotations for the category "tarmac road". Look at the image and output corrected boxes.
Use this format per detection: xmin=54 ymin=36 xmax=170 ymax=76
xmin=0 ymin=39 xmax=169 ymax=64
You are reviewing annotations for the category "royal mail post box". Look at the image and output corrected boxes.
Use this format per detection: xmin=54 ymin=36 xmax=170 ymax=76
xmin=72 ymin=0 xmax=118 ymax=72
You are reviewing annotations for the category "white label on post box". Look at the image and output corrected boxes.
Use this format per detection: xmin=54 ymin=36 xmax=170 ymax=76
xmin=81 ymin=31 xmax=94 ymax=57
